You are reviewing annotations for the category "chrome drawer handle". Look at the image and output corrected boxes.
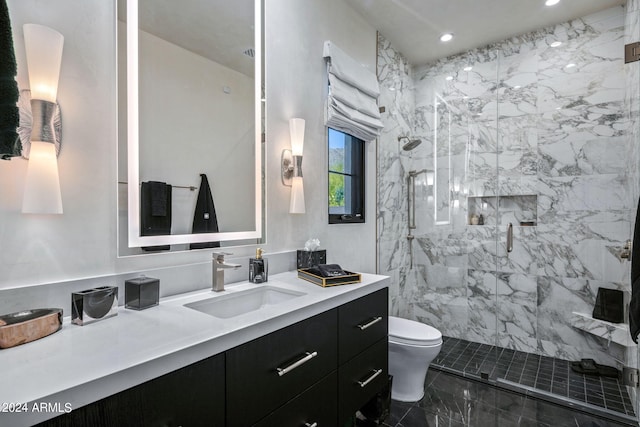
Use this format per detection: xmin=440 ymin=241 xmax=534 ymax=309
xmin=357 ymin=368 xmax=383 ymax=388
xmin=277 ymin=351 xmax=318 ymax=377
xmin=304 ymin=423 xmax=318 ymax=427
xmin=357 ymin=316 xmax=383 ymax=330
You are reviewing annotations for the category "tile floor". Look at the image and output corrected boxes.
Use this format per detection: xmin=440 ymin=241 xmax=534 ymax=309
xmin=431 ymin=337 xmax=635 ymax=422
xmin=378 ymin=370 xmax=635 ymax=427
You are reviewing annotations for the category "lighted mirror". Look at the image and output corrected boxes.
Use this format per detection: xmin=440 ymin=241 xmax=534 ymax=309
xmin=118 ymin=0 xmax=263 ymax=254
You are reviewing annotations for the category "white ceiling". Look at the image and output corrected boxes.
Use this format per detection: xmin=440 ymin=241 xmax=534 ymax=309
xmin=344 ymin=0 xmax=626 ymax=65
xmin=119 ymin=0 xmax=255 ymax=77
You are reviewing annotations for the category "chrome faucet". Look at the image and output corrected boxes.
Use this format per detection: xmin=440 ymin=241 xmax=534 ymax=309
xmin=212 ymin=252 xmax=241 ymax=292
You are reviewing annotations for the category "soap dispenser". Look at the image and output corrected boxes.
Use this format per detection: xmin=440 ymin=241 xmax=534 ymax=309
xmin=249 ymin=248 xmax=268 ymax=283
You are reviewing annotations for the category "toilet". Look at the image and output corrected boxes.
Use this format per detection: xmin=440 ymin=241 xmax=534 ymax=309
xmin=388 ymin=316 xmax=443 ymax=402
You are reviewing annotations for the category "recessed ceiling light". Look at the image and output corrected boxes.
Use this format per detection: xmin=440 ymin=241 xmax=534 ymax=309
xmin=463 ymin=66 xmax=473 ymax=71
xmin=550 ymin=41 xmax=562 ymax=47
xmin=545 ymin=0 xmax=560 ymax=6
xmin=565 ymin=63 xmax=576 ymax=68
xmin=445 ymin=76 xmax=453 ymax=81
xmin=440 ymin=33 xmax=454 ymax=42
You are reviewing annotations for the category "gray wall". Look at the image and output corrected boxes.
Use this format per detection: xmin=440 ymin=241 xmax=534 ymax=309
xmin=0 ymin=0 xmax=377 ymax=311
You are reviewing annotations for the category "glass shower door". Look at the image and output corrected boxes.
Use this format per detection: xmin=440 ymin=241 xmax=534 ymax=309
xmin=492 ymin=9 xmax=640 ymax=422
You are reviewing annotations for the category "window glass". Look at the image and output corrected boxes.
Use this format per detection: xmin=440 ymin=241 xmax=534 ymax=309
xmin=328 ymin=128 xmax=364 ymax=224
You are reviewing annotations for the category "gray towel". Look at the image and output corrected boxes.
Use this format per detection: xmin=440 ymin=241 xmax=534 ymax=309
xmin=149 ymin=181 xmax=168 ymax=216
xmin=190 ymin=174 xmax=220 ymax=249
xmin=630 ymin=197 xmax=640 ymax=342
xmin=0 ymin=0 xmax=20 ymax=159
xmin=140 ymin=181 xmax=172 ymax=252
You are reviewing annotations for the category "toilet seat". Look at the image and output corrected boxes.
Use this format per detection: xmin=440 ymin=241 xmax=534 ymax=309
xmin=389 ymin=316 xmax=442 ymax=346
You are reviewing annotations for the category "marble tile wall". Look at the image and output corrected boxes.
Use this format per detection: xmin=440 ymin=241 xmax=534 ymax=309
xmin=378 ymin=4 xmax=638 ymax=368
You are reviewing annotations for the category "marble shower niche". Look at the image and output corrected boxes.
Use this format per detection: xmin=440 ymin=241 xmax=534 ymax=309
xmin=377 ymin=2 xmax=637 ymax=378
xmin=467 ymin=195 xmax=537 ymax=226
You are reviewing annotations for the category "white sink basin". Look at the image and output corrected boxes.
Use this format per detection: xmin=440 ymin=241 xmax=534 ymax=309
xmin=184 ymin=286 xmax=306 ymax=319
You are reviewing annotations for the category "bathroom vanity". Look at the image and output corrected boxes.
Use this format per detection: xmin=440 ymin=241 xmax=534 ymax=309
xmin=0 ymin=272 xmax=388 ymax=427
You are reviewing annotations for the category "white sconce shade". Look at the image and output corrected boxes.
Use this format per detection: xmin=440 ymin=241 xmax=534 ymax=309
xmin=23 ymin=24 xmax=64 ymax=103
xmin=289 ymin=176 xmax=305 ymax=214
xmin=284 ymin=118 xmax=305 ymax=214
xmin=289 ymin=118 xmax=305 ymax=156
xmin=22 ymin=141 xmax=63 ymax=214
xmin=21 ymin=23 xmax=64 ymax=214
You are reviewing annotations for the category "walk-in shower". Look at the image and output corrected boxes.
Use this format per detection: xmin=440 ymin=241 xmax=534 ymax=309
xmin=378 ymin=3 xmax=640 ymax=424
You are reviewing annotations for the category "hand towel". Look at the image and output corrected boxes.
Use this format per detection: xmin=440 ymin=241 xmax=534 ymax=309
xmin=190 ymin=174 xmax=220 ymax=249
xmin=0 ymin=0 xmax=20 ymax=159
xmin=629 ymin=197 xmax=640 ymax=342
xmin=140 ymin=181 xmax=172 ymax=251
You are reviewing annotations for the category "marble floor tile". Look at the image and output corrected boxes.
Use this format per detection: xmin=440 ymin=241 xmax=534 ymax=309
xmin=375 ymin=370 xmax=633 ymax=427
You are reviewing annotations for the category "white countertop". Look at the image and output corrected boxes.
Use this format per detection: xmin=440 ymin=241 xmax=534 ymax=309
xmin=0 ymin=271 xmax=389 ymax=426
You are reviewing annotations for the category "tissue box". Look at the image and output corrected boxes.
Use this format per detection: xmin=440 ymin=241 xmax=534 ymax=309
xmin=72 ymin=286 xmax=118 ymax=326
xmin=297 ymin=249 xmax=327 ymax=269
xmin=125 ymin=276 xmax=160 ymax=310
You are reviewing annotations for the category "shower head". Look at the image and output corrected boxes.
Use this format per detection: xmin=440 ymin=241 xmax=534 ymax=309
xmin=398 ymin=136 xmax=422 ymax=151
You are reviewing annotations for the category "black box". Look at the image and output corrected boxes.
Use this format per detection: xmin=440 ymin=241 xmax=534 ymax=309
xmin=296 ymin=249 xmax=326 ymax=269
xmin=125 ymin=276 xmax=159 ymax=310
xmin=592 ymin=287 xmax=624 ymax=323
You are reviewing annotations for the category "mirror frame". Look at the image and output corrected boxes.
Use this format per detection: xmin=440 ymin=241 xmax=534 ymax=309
xmin=125 ymin=0 xmax=263 ymax=247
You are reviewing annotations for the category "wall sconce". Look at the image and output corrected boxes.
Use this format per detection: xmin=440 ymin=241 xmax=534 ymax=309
xmin=19 ymin=24 xmax=64 ymax=214
xmin=281 ymin=118 xmax=305 ymax=214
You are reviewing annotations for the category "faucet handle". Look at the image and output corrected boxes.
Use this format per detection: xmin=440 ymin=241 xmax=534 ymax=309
xmin=212 ymin=251 xmax=233 ymax=260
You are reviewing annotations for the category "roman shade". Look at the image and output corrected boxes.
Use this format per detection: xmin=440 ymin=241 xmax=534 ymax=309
xmin=323 ymin=40 xmax=383 ymax=142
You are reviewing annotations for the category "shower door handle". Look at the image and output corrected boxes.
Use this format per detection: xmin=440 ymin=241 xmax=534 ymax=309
xmin=506 ymin=223 xmax=513 ymax=253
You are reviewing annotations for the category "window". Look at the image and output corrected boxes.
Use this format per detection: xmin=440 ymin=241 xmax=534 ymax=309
xmin=328 ymin=128 xmax=365 ymax=224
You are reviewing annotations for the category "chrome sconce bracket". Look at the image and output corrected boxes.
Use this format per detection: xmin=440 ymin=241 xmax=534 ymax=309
xmin=16 ymin=90 xmax=62 ymax=159
xmin=281 ymin=149 xmax=303 ymax=186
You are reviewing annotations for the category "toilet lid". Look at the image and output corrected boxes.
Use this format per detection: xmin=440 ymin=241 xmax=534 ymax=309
xmin=388 ymin=316 xmax=442 ymax=346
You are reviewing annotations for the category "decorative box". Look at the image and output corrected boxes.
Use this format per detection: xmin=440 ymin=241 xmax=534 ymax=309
xmin=72 ymin=286 xmax=118 ymax=326
xmin=125 ymin=276 xmax=160 ymax=310
xmin=297 ymin=268 xmax=361 ymax=287
xmin=296 ymin=249 xmax=327 ymax=269
xmin=0 ymin=308 xmax=63 ymax=349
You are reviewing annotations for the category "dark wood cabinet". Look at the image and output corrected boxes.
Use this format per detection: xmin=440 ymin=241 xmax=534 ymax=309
xmin=252 ymin=371 xmax=338 ymax=427
xmin=37 ymin=352 xmax=225 ymax=427
xmin=226 ymin=309 xmax=338 ymax=426
xmin=38 ymin=287 xmax=389 ymax=427
xmin=338 ymin=287 xmax=388 ymax=364
xmin=338 ymin=338 xmax=388 ymax=423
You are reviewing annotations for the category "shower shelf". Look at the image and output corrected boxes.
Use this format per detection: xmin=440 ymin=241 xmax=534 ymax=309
xmin=570 ymin=312 xmax=634 ymax=347
xmin=467 ymin=194 xmax=537 ymax=226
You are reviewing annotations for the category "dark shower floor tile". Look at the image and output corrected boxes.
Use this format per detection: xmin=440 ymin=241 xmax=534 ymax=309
xmin=430 ymin=336 xmax=636 ymax=422
xmin=380 ymin=370 xmax=633 ymax=427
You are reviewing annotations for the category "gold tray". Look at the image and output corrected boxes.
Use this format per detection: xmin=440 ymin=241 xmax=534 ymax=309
xmin=297 ymin=268 xmax=361 ymax=287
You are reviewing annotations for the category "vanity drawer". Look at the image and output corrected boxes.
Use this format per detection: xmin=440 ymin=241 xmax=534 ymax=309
xmin=226 ymin=309 xmax=338 ymax=426
xmin=253 ymin=371 xmax=337 ymax=427
xmin=338 ymin=338 xmax=388 ymax=424
xmin=338 ymin=287 xmax=388 ymax=363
